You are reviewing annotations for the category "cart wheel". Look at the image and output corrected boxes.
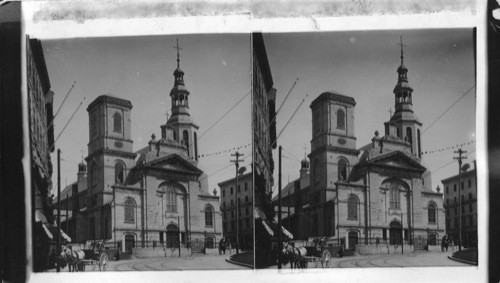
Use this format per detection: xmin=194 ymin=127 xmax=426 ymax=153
xmin=99 ymin=253 xmax=109 ymax=271
xmin=321 ymin=250 xmax=331 ymax=268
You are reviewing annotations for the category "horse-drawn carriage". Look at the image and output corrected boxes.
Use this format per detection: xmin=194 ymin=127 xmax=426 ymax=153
xmin=283 ymin=237 xmax=344 ymax=269
xmin=61 ymin=240 xmax=110 ymax=272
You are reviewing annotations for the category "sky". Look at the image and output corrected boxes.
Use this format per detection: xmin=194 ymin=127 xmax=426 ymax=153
xmin=263 ymin=29 xmax=476 ymax=196
xmin=40 ymin=34 xmax=251 ymax=195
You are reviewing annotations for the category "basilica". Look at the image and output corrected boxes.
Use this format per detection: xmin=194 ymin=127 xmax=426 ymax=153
xmin=280 ymin=41 xmax=444 ymax=252
xmin=59 ymin=41 xmax=222 ymax=255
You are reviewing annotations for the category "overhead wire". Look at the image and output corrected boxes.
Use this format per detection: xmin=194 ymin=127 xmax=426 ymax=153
xmin=198 ymin=90 xmax=251 ymax=140
xmin=422 ymin=85 xmax=475 ymax=134
xmin=272 ymin=94 xmax=308 ymax=148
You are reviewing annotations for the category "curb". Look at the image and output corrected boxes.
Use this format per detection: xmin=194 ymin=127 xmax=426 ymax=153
xmin=225 ymin=259 xmax=253 ymax=269
xmin=448 ymin=255 xmax=478 ymax=266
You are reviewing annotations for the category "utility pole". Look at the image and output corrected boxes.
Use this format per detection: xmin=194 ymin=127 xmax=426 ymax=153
xmin=231 ymin=151 xmax=244 ymax=255
xmin=56 ymin=149 xmax=61 ymax=272
xmin=454 ymin=148 xmax=467 ymax=251
xmin=288 ymin=190 xmax=291 ymax=231
xmin=278 ymin=146 xmax=282 ymax=269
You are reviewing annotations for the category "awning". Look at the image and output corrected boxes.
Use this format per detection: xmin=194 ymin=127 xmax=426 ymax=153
xmin=35 ymin=210 xmax=48 ymax=223
xmin=281 ymin=226 xmax=293 ymax=239
xmin=254 ymin=207 xmax=267 ymax=220
xmin=261 ymin=220 xmax=274 ymax=236
xmin=60 ymin=229 xmax=71 ymax=242
xmin=42 ymin=224 xmax=54 ymax=240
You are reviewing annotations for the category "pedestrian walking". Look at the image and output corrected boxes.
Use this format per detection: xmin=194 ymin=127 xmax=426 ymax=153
xmin=449 ymin=236 xmax=455 ymax=252
xmin=441 ymin=235 xmax=448 ymax=252
xmin=219 ymin=237 xmax=226 ymax=255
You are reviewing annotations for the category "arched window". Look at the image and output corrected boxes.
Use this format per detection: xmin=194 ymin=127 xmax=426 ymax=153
xmin=173 ymin=131 xmax=177 ymax=141
xmin=337 ymin=109 xmax=345 ymax=129
xmin=205 ymin=205 xmax=214 ymax=227
xmin=115 ymin=161 xmax=125 ymax=184
xmin=417 ymin=129 xmax=422 ymax=158
xmin=347 ymin=195 xmax=359 ymax=219
xmin=406 ymin=127 xmax=413 ymax=150
xmin=194 ymin=132 xmax=198 ymax=160
xmin=113 ymin=112 xmax=122 ymax=133
xmin=389 ymin=182 xmax=400 ymax=209
xmin=428 ymin=202 xmax=437 ymax=223
xmin=166 ymin=187 xmax=177 ymax=212
xmin=183 ymin=130 xmax=189 ymax=155
xmin=314 ymin=159 xmax=320 ymax=184
xmin=338 ymin=158 xmax=348 ymax=181
xmin=124 ymin=198 xmax=136 ymax=223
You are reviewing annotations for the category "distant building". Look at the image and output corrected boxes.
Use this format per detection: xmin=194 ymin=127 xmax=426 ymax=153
xmin=57 ymin=161 xmax=88 ymax=244
xmin=271 ymin=158 xmax=310 ymax=239
xmin=276 ymin=42 xmax=445 ymax=252
xmin=218 ymin=172 xmax=253 ymax=250
xmin=60 ymin=41 xmax=222 ymax=255
xmin=27 ymin=37 xmax=56 ymax=271
xmin=441 ymin=164 xmax=477 ymax=247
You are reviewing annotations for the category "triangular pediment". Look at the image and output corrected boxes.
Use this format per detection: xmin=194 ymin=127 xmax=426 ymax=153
xmin=144 ymin=154 xmax=203 ymax=175
xmin=366 ymin=151 xmax=426 ymax=172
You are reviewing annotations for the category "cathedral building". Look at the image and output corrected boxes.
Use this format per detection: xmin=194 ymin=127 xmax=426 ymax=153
xmin=285 ymin=40 xmax=444 ymax=252
xmin=78 ymin=41 xmax=221 ymax=255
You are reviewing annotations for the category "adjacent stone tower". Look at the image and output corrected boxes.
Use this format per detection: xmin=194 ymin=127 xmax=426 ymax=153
xmin=309 ymin=91 xmax=360 ymax=236
xmin=86 ymin=95 xmax=136 ymax=240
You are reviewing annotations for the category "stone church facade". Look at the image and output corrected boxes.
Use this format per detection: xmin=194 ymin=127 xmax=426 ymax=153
xmin=80 ymin=44 xmax=221 ymax=254
xmin=294 ymin=48 xmax=444 ymax=251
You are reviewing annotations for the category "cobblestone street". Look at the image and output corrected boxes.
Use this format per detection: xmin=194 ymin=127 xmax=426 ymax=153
xmin=105 ymin=254 xmax=244 ymax=271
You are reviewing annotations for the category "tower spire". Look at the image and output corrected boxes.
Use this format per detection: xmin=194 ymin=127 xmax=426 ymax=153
xmin=172 ymin=38 xmax=185 ymax=86
xmin=397 ymin=35 xmax=406 ymax=67
xmin=174 ymin=38 xmax=182 ymax=69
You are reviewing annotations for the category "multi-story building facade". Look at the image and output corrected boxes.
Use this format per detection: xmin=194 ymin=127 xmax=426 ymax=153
xmin=218 ymin=172 xmax=253 ymax=250
xmin=27 ymin=37 xmax=56 ymax=271
xmin=442 ymin=165 xmax=477 ymax=247
xmin=252 ymin=32 xmax=278 ymax=267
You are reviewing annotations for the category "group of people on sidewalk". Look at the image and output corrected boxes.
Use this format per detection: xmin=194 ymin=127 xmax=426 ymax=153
xmin=218 ymin=238 xmax=231 ymax=255
xmin=441 ymin=235 xmax=457 ymax=252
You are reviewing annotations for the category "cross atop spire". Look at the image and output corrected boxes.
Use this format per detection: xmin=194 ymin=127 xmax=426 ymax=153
xmin=80 ymin=146 xmax=85 ymax=162
xmin=397 ymin=35 xmax=406 ymax=66
xmin=173 ymin=38 xmax=182 ymax=69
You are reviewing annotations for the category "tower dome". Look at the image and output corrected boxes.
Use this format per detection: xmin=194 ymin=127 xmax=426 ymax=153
xmin=78 ymin=161 xmax=86 ymax=173
xmin=301 ymin=157 xmax=309 ymax=169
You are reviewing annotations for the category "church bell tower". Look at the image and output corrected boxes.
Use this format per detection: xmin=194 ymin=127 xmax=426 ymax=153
xmin=389 ymin=36 xmax=423 ymax=158
xmin=165 ymin=39 xmax=199 ymax=163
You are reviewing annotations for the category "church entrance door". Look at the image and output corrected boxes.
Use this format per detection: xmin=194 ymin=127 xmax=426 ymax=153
xmin=166 ymin=224 xmax=179 ymax=248
xmin=389 ymin=221 xmax=402 ymax=245
xmin=348 ymin=231 xmax=358 ymax=250
xmin=125 ymin=234 xmax=135 ymax=254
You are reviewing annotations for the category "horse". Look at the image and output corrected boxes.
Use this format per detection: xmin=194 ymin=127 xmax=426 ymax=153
xmin=282 ymin=243 xmax=308 ymax=269
xmin=61 ymin=245 xmax=85 ymax=272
